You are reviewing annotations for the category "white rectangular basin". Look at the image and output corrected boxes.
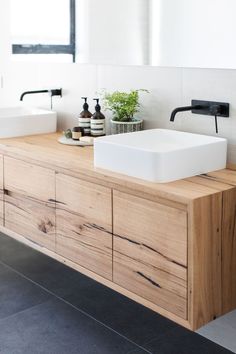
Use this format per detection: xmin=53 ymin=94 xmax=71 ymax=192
xmin=94 ymin=129 xmax=227 ymax=183
xmin=0 ymin=106 xmax=57 ymax=138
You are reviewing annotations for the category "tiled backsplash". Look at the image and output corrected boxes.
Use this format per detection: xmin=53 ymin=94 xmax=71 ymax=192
xmin=1 ymin=62 xmax=236 ymax=162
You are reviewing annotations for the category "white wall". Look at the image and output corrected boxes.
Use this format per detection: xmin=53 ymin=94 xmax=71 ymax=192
xmin=1 ymin=0 xmax=236 ymax=163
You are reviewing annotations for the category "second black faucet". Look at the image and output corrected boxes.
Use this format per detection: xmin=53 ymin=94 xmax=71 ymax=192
xmin=170 ymin=99 xmax=230 ymax=134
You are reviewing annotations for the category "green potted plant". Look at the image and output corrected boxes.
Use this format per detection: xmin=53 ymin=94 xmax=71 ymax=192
xmin=102 ymin=89 xmax=148 ymax=134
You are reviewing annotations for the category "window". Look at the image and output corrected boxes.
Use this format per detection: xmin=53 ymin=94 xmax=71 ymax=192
xmin=11 ymin=0 xmax=76 ymax=62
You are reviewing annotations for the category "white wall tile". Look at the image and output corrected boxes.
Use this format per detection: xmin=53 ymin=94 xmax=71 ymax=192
xmin=181 ymin=68 xmax=236 ymax=144
xmin=97 ymin=65 xmax=183 ymax=132
xmin=36 ymin=63 xmax=98 ymax=130
xmin=0 ymin=62 xmax=98 ymax=131
xmin=0 ymin=62 xmax=40 ymax=107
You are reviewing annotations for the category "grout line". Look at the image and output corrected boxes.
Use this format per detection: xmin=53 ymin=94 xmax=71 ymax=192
xmin=0 ymin=259 xmax=151 ymax=354
xmin=0 ymin=298 xmax=52 ymax=324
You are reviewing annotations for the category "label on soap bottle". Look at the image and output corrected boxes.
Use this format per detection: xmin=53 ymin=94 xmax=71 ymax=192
xmin=78 ymin=117 xmax=91 ymax=135
xmin=90 ymin=118 xmax=105 ymax=136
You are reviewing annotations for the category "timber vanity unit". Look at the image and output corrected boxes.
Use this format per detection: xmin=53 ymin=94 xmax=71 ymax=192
xmin=0 ymin=133 xmax=235 ymax=331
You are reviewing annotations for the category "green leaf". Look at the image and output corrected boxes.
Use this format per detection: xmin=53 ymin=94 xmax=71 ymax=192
xmin=101 ymin=89 xmax=149 ymax=122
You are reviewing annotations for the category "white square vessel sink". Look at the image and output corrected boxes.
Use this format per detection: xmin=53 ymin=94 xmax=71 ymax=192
xmin=94 ymin=129 xmax=227 ymax=183
xmin=0 ymin=106 xmax=57 ymax=138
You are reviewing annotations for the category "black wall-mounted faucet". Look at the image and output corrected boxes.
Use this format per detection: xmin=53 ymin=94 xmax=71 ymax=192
xmin=20 ymin=89 xmax=62 ymax=109
xmin=170 ymin=104 xmax=202 ymax=122
xmin=20 ymin=89 xmax=62 ymax=101
xmin=170 ymin=100 xmax=230 ymax=134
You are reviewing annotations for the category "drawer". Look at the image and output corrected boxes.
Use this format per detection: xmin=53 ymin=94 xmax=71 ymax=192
xmin=56 ymin=173 xmax=112 ymax=280
xmin=0 ymin=155 xmax=3 ymax=225
xmin=5 ymin=192 xmax=55 ymax=250
xmin=4 ymin=156 xmax=55 ymax=202
xmin=4 ymin=157 xmax=56 ymax=249
xmin=113 ymin=190 xmax=188 ymax=319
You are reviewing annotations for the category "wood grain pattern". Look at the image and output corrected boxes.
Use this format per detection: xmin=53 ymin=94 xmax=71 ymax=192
xmin=5 ymin=192 xmax=55 ymax=250
xmin=207 ymin=169 xmax=236 ymax=186
xmin=0 ymin=133 xmax=230 ymax=205
xmin=114 ymin=251 xmax=187 ymax=319
xmin=0 ymin=154 xmax=3 ymax=190
xmin=56 ymin=173 xmax=112 ymax=280
xmin=1 ymin=134 xmax=236 ymax=330
xmin=227 ymin=162 xmax=236 ymax=171
xmin=221 ymin=187 xmax=236 ymax=314
xmin=0 ymin=225 xmax=191 ymax=329
xmin=188 ymin=194 xmax=222 ymax=330
xmin=113 ymin=191 xmax=188 ymax=266
xmin=0 ymin=155 xmax=3 ymax=225
xmin=0 ymin=190 xmax=3 ymax=227
xmin=113 ymin=190 xmax=187 ymax=318
xmin=4 ymin=156 xmax=55 ymax=202
xmin=4 ymin=156 xmax=56 ymax=249
xmin=188 ymin=175 xmax=232 ymax=192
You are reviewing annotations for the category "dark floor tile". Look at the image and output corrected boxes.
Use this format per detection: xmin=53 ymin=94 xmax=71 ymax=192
xmin=127 ymin=349 xmax=151 ymax=354
xmin=0 ymin=263 xmax=51 ymax=320
xmin=0 ymin=232 xmax=36 ymax=262
xmin=139 ymin=326 xmax=233 ymax=354
xmin=0 ymin=233 xmax=177 ymax=346
xmin=0 ymin=298 xmax=143 ymax=354
xmin=0 ymin=233 xmax=91 ymax=296
xmin=64 ymin=282 xmax=177 ymax=346
xmin=0 ymin=234 xmax=232 ymax=354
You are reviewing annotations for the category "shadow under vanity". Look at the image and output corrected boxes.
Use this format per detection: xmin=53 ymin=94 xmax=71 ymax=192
xmin=0 ymin=133 xmax=235 ymax=331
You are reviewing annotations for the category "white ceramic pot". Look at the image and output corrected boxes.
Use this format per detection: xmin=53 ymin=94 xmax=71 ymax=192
xmin=110 ymin=119 xmax=143 ymax=135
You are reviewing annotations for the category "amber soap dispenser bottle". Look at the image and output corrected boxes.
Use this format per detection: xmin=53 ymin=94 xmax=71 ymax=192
xmin=91 ymin=98 xmax=106 ymax=137
xmin=78 ymin=97 xmax=92 ymax=136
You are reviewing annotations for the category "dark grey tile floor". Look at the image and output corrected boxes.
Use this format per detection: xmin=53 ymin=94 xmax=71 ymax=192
xmin=0 ymin=233 xmax=233 ymax=354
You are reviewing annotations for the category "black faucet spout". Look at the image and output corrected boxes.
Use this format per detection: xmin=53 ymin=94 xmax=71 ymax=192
xmin=170 ymin=105 xmax=202 ymax=122
xmin=20 ymin=90 xmax=49 ymax=101
xmin=20 ymin=88 xmax=62 ymax=101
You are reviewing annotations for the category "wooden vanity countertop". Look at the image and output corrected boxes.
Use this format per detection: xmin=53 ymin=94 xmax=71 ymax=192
xmin=0 ymin=133 xmax=235 ymax=205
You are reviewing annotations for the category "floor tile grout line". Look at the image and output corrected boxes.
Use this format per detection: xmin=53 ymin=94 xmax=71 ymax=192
xmin=0 ymin=260 xmax=152 ymax=354
xmin=0 ymin=298 xmax=52 ymax=324
xmin=136 ymin=326 xmax=177 ymax=350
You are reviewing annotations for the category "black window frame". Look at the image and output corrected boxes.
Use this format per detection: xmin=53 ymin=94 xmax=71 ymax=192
xmin=12 ymin=0 xmax=76 ymax=62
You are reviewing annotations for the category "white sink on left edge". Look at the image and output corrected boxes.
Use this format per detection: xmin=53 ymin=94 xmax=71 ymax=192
xmin=94 ymin=129 xmax=228 ymax=183
xmin=0 ymin=106 xmax=57 ymax=138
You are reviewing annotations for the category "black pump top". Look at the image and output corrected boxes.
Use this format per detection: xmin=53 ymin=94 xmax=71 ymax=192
xmin=93 ymin=98 xmax=101 ymax=112
xmin=92 ymin=98 xmax=105 ymax=119
xmin=80 ymin=97 xmax=92 ymax=118
xmin=82 ymin=97 xmax=89 ymax=111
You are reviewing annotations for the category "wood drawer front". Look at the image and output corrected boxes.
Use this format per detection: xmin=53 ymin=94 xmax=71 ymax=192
xmin=4 ymin=157 xmax=55 ymax=202
xmin=113 ymin=191 xmax=188 ymax=266
xmin=5 ymin=192 xmax=55 ymax=250
xmin=0 ymin=155 xmax=3 ymax=225
xmin=113 ymin=191 xmax=188 ymax=319
xmin=56 ymin=173 xmax=112 ymax=280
